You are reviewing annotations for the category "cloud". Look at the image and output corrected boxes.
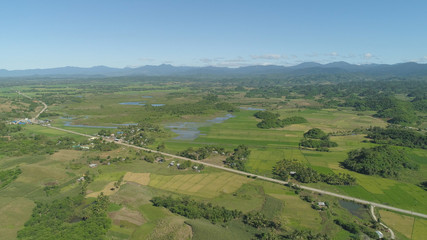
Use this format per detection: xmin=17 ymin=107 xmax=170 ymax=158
xmin=199 ymin=56 xmax=248 ymax=68
xmin=251 ymin=54 xmax=283 ymax=60
xmin=329 ymin=52 xmax=339 ymax=57
xmin=364 ymin=53 xmax=373 ymax=59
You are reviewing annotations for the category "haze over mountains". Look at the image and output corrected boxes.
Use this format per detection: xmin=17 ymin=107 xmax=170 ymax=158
xmin=1 ymin=62 xmax=427 ymax=77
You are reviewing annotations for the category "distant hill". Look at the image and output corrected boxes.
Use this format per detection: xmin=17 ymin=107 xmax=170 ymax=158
xmin=1 ymin=62 xmax=427 ymax=77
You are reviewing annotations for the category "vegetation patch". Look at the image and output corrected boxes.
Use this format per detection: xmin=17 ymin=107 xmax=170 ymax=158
xmin=273 ymin=158 xmax=356 ymax=185
xmin=0 ymin=167 xmax=22 ymax=189
xmin=17 ymin=194 xmax=112 ymax=240
xmin=342 ymin=145 xmax=419 ymax=178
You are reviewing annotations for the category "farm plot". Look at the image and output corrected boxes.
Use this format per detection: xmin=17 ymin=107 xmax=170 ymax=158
xmin=148 ymin=172 xmax=252 ymax=198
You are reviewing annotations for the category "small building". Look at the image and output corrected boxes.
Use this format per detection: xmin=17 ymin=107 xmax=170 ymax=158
xmin=89 ymin=163 xmax=97 ymax=168
xmin=317 ymin=202 xmax=326 ymax=207
xmin=290 ymin=171 xmax=296 ymax=175
xmin=77 ymin=176 xmax=85 ymax=182
xmin=375 ymin=231 xmax=383 ymax=239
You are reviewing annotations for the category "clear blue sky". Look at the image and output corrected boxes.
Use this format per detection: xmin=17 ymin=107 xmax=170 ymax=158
xmin=1 ymin=0 xmax=426 ymax=69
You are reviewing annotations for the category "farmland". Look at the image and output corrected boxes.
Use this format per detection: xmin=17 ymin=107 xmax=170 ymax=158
xmin=0 ymin=77 xmax=426 ymax=239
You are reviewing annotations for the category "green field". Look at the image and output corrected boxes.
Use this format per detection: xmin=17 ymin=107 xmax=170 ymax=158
xmin=1 ymin=79 xmax=426 ymax=239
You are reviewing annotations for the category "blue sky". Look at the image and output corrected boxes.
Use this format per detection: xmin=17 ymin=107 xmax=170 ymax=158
xmin=1 ymin=0 xmax=426 ymax=69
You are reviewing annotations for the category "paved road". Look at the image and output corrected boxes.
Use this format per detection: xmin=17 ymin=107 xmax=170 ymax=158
xmin=46 ymin=124 xmax=427 ymax=219
xmin=25 ymin=93 xmax=426 ymax=219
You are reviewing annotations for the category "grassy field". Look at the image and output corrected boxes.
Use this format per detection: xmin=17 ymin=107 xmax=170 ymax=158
xmin=148 ymin=172 xmax=252 ymax=198
xmin=1 ymin=83 xmax=426 ymax=239
xmin=166 ymin=108 xmax=427 ymax=214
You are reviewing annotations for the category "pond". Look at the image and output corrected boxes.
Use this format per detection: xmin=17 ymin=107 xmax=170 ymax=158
xmin=119 ymin=102 xmax=165 ymax=106
xmin=64 ymin=121 xmax=118 ymax=129
xmin=119 ymin=102 xmax=146 ymax=105
xmin=239 ymin=107 xmax=265 ymax=111
xmin=338 ymin=200 xmax=367 ymax=219
xmin=165 ymin=114 xmax=235 ymax=140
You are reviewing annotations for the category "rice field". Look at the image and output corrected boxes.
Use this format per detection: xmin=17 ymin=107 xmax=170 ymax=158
xmin=379 ymin=210 xmax=427 ymax=240
xmin=148 ymin=172 xmax=253 ymax=198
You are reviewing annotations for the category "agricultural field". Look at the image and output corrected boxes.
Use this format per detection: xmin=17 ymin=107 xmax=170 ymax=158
xmin=0 ymin=77 xmax=426 ymax=239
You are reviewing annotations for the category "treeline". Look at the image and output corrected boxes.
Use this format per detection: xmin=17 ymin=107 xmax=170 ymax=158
xmin=91 ymin=138 xmax=119 ymax=151
xmin=151 ymin=196 xmax=242 ymax=223
xmin=152 ymin=195 xmax=329 ymax=240
xmin=334 ymin=219 xmax=378 ymax=239
xmin=245 ymin=86 xmax=290 ymax=98
xmin=0 ymin=122 xmax=23 ymax=136
xmin=273 ymin=159 xmax=356 ymax=185
xmin=224 ymin=144 xmax=251 ymax=171
xmin=0 ymin=167 xmax=22 ymax=189
xmin=18 ymin=193 xmax=111 ymax=240
xmin=342 ymin=145 xmax=419 ymax=178
xmin=116 ymin=122 xmax=166 ymax=146
xmin=299 ymin=128 xmax=338 ymax=152
xmin=0 ymin=134 xmax=77 ymax=156
xmin=179 ymin=145 xmax=225 ymax=160
xmin=254 ymin=111 xmax=307 ymax=129
xmin=366 ymin=126 xmax=427 ymax=149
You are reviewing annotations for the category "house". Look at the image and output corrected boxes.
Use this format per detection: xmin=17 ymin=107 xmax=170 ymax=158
xmin=290 ymin=171 xmax=296 ymax=175
xmin=156 ymin=157 xmax=165 ymax=163
xmin=89 ymin=163 xmax=97 ymax=168
xmin=317 ymin=202 xmax=326 ymax=207
xmin=375 ymin=231 xmax=383 ymax=239
xmin=77 ymin=176 xmax=85 ymax=182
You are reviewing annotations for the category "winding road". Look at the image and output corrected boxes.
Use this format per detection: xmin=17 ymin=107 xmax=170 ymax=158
xmin=27 ymin=93 xmax=427 ymax=219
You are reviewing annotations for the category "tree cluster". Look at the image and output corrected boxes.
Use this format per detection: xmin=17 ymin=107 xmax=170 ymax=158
xmin=179 ymin=145 xmax=225 ymax=160
xmin=243 ymin=212 xmax=281 ymax=229
xmin=0 ymin=122 xmax=23 ymax=136
xmin=117 ymin=122 xmax=165 ymax=146
xmin=366 ymin=126 xmax=427 ymax=149
xmin=151 ymin=196 xmax=242 ymax=223
xmin=254 ymin=111 xmax=307 ymax=129
xmin=342 ymin=145 xmax=419 ymax=178
xmin=0 ymin=167 xmax=22 ymax=189
xmin=273 ymin=159 xmax=356 ymax=185
xmin=299 ymin=128 xmax=338 ymax=151
xmin=333 ymin=219 xmax=378 ymax=239
xmin=224 ymin=144 xmax=251 ymax=171
xmin=17 ymin=194 xmax=111 ymax=240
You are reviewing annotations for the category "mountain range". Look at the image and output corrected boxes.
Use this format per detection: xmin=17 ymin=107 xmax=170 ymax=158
xmin=1 ymin=62 xmax=427 ymax=77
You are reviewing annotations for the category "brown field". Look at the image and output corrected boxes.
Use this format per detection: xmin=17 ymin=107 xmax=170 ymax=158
xmin=123 ymin=172 xmax=150 ymax=185
xmin=109 ymin=207 xmax=145 ymax=226
xmin=86 ymin=181 xmax=118 ymax=198
xmin=146 ymin=217 xmax=192 ymax=240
